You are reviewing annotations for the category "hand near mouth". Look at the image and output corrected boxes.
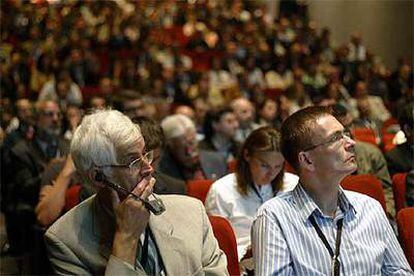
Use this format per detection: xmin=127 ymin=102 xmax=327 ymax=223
xmin=110 ymin=176 xmax=156 ymax=266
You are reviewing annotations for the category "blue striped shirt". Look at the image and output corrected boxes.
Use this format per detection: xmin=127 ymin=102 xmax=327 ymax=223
xmin=252 ymin=184 xmax=413 ymax=275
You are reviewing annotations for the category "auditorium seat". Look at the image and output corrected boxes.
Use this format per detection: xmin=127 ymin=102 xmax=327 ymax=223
xmin=284 ymin=161 xmax=296 ymax=174
xmin=186 ymin=179 xmax=214 ymax=204
xmin=351 ymin=128 xmax=378 ymax=146
xmin=396 ymin=207 xmax=414 ymax=269
xmin=64 ymin=184 xmax=81 ymax=212
xmin=208 ymin=216 xmax=240 ymax=276
xmin=382 ymin=132 xmax=397 ymax=152
xmin=392 ymin=173 xmax=408 ymax=214
xmin=341 ymin=174 xmax=387 ymax=213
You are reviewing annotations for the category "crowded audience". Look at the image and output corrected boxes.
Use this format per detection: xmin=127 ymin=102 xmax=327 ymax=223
xmin=1 ymin=0 xmax=413 ymax=274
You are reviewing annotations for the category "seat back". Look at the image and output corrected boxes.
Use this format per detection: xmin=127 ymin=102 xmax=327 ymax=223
xmin=397 ymin=207 xmax=414 ymax=269
xmin=64 ymin=184 xmax=82 ymax=212
xmin=341 ymin=174 xmax=387 ymax=212
xmin=382 ymin=132 xmax=397 ymax=152
xmin=186 ymin=179 xmax=214 ymax=204
xmin=208 ymin=216 xmax=240 ymax=276
xmin=351 ymin=128 xmax=378 ymax=146
xmin=284 ymin=161 xmax=296 ymax=174
xmin=393 ymin=173 xmax=408 ymax=214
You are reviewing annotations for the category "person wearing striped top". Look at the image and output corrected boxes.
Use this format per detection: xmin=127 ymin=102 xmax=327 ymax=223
xmin=252 ymin=106 xmax=412 ymax=275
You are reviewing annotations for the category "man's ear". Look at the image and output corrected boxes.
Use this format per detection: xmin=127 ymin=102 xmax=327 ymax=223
xmin=89 ymin=170 xmax=105 ymax=186
xmin=298 ymin=151 xmax=314 ymax=171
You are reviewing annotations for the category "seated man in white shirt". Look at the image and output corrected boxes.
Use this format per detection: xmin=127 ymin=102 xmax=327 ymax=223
xmin=251 ymin=106 xmax=412 ymax=275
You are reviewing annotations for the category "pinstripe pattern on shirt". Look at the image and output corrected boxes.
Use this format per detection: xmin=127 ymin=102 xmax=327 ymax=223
xmin=252 ymin=184 xmax=413 ymax=275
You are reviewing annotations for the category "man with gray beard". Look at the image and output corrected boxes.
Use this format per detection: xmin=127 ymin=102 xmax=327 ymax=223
xmin=7 ymin=100 xmax=69 ymax=255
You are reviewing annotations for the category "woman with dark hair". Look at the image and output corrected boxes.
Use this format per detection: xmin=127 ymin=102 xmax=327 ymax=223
xmin=205 ymin=126 xmax=298 ymax=260
xmin=256 ymin=98 xmax=282 ymax=129
xmin=199 ymin=107 xmax=240 ymax=161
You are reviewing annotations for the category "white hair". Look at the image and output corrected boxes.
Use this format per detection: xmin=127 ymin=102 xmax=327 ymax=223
xmin=70 ymin=109 xmax=142 ymax=185
xmin=161 ymin=114 xmax=196 ymax=140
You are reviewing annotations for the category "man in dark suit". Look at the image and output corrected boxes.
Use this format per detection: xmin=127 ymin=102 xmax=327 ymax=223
xmin=7 ymin=100 xmax=69 ymax=254
xmin=159 ymin=114 xmax=228 ymax=181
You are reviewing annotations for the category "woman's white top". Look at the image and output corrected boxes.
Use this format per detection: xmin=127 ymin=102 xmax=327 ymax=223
xmin=205 ymin=172 xmax=299 ymax=260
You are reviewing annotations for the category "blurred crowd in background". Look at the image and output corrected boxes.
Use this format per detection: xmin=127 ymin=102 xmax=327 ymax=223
xmin=1 ymin=0 xmax=412 ymax=133
xmin=0 ymin=0 xmax=413 ymax=273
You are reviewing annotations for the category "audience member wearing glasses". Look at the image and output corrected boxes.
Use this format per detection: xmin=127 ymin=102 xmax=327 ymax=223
xmin=44 ymin=110 xmax=228 ymax=275
xmin=252 ymin=106 xmax=412 ymax=275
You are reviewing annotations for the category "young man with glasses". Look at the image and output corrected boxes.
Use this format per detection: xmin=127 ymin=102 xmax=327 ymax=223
xmin=251 ymin=106 xmax=412 ymax=275
xmin=44 ymin=110 xmax=227 ymax=275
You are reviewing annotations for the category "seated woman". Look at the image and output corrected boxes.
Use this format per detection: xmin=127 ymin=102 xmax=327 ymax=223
xmin=205 ymin=126 xmax=299 ymax=260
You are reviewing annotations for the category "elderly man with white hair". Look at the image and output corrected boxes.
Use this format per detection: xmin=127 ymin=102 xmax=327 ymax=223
xmin=44 ymin=110 xmax=228 ymax=275
xmin=158 ymin=114 xmax=228 ymax=181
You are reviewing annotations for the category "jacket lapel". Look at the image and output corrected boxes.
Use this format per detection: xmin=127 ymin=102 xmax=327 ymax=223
xmin=149 ymin=215 xmax=189 ymax=275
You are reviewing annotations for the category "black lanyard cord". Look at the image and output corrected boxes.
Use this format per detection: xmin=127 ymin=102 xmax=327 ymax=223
xmin=141 ymin=228 xmax=150 ymax=267
xmin=309 ymin=216 xmax=344 ymax=276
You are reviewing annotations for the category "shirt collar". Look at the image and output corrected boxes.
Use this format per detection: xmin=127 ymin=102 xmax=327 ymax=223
xmin=293 ymin=183 xmax=356 ymax=223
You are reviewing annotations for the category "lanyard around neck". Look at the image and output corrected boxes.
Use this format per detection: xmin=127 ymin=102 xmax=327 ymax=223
xmin=309 ymin=216 xmax=344 ymax=276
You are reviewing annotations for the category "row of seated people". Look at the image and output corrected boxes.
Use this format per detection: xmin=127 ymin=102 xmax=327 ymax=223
xmin=30 ymin=109 xmax=412 ymax=274
xmin=2 ymin=97 xmax=411 ymax=273
xmin=42 ymin=107 xmax=413 ymax=274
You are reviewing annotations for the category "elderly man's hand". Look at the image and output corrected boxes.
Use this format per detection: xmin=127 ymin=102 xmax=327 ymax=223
xmin=111 ymin=177 xmax=156 ymax=265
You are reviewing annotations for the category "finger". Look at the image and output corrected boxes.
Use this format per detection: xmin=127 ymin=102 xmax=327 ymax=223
xmin=131 ymin=175 xmax=152 ymax=196
xmin=109 ymin=187 xmax=121 ymax=210
xmin=140 ymin=178 xmax=155 ymax=200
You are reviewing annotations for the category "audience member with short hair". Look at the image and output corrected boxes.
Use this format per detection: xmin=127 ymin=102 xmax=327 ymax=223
xmin=231 ymin=97 xmax=260 ymax=143
xmin=200 ymin=107 xmax=240 ymax=161
xmin=252 ymin=106 xmax=412 ymax=275
xmin=331 ymin=104 xmax=395 ymax=217
xmin=44 ymin=110 xmax=228 ymax=275
xmin=7 ymin=100 xmax=69 ymax=254
xmin=159 ymin=114 xmax=228 ymax=181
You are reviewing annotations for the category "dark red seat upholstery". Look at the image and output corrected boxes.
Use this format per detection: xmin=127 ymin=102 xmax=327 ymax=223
xmin=397 ymin=207 xmax=414 ymax=269
xmin=64 ymin=184 xmax=81 ymax=212
xmin=341 ymin=174 xmax=387 ymax=213
xmin=393 ymin=173 xmax=408 ymax=214
xmin=208 ymin=216 xmax=240 ymax=276
xmin=186 ymin=179 xmax=214 ymax=204
xmin=351 ymin=128 xmax=378 ymax=146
